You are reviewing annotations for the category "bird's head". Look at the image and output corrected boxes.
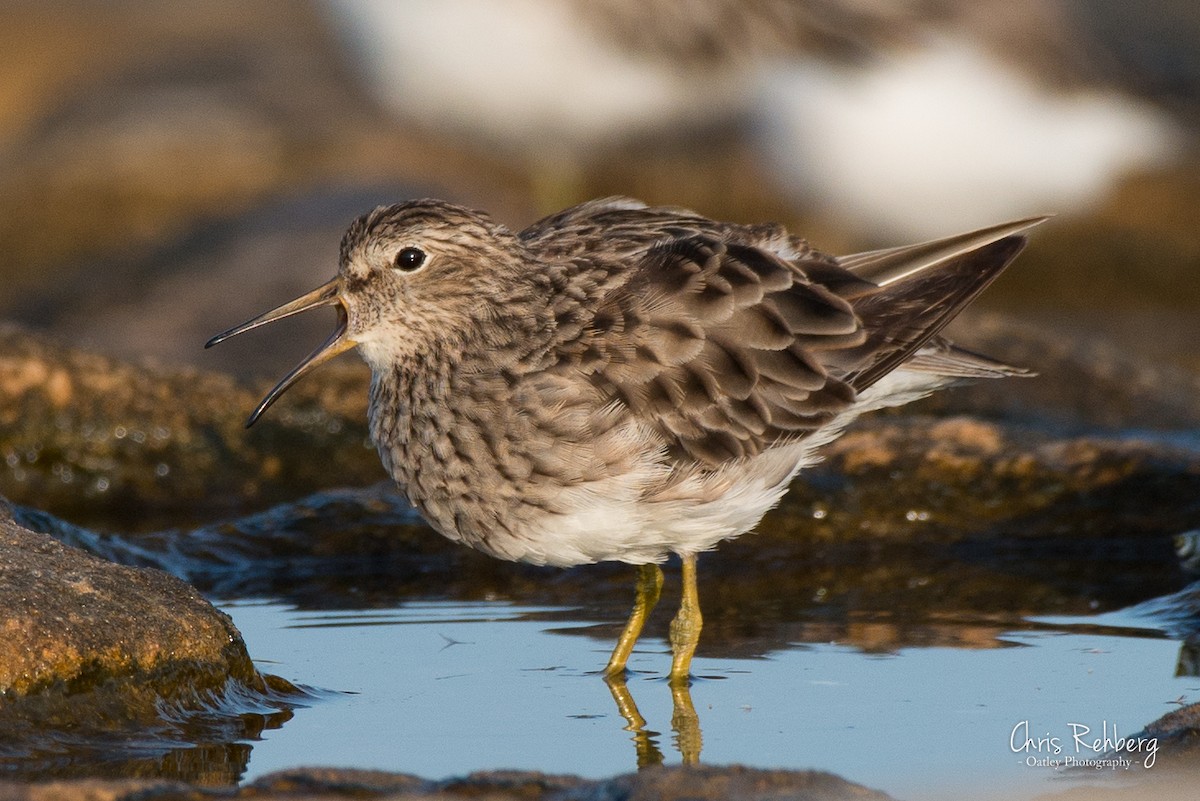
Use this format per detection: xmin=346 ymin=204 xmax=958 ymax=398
xmin=206 ymin=199 xmax=526 ymax=426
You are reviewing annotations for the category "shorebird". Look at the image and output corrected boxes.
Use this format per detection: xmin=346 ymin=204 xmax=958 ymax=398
xmin=207 ymin=197 xmax=1043 ymax=683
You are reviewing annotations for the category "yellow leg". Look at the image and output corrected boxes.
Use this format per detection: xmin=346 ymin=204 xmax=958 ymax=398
xmin=604 ymin=564 xmax=664 ymax=677
xmin=668 ymin=553 xmax=703 ymax=685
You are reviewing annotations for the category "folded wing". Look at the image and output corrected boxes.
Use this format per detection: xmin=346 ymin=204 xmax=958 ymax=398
xmin=547 ymin=211 xmax=1047 ymax=468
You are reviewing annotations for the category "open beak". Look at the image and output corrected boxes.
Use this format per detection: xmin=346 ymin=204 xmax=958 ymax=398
xmin=205 ymin=277 xmax=355 ymax=427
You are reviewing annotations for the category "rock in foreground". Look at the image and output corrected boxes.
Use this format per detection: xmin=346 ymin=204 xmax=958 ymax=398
xmin=0 ymin=508 xmax=251 ymax=697
xmin=0 ymin=765 xmax=896 ymax=801
xmin=0 ymin=503 xmax=298 ymax=783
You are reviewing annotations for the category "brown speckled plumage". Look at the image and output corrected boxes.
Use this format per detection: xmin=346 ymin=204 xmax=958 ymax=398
xmin=209 ymin=196 xmax=1045 ymax=678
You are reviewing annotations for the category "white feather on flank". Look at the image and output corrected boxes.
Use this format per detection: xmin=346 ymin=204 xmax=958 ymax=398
xmin=502 ymin=365 xmax=955 ymax=568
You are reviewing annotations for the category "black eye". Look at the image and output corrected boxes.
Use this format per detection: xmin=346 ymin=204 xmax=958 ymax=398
xmin=394 ymin=247 xmax=426 ymax=271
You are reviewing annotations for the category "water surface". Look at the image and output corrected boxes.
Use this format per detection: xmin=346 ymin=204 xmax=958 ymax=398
xmin=224 ymin=597 xmax=1190 ymax=800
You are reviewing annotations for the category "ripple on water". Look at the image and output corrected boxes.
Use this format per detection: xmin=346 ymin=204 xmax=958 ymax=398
xmin=216 ymin=598 xmax=1190 ymax=800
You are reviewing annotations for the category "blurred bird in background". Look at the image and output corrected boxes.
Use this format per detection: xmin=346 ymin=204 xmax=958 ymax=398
xmin=329 ymin=0 xmax=1184 ymax=236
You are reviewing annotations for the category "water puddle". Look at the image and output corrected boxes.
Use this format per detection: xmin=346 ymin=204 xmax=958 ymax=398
xmin=9 ymin=482 xmax=1197 ymax=795
xmin=223 ymin=597 xmax=1193 ymax=800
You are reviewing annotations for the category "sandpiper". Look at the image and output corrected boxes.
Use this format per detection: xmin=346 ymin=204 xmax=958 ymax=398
xmin=207 ymin=197 xmax=1043 ymax=684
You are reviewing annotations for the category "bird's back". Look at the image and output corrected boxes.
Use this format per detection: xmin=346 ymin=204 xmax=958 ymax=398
xmin=520 ymin=198 xmax=1037 ymax=469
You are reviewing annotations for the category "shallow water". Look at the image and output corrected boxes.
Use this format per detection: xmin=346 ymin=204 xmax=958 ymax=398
xmin=7 ymin=463 xmax=1196 ymax=794
xmin=222 ymin=596 xmax=1190 ymax=800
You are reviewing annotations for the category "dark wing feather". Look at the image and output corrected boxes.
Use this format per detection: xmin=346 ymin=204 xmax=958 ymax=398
xmin=904 ymin=339 xmax=1033 ymax=379
xmin=550 ymin=233 xmax=867 ymax=467
xmin=537 ymin=204 xmax=1047 ymax=470
xmin=829 ymin=216 xmax=1049 ymax=389
xmin=835 ymin=234 xmax=1035 ymax=391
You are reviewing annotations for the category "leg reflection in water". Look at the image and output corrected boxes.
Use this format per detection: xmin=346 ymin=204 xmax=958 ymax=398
xmin=604 ymin=674 xmax=702 ymax=767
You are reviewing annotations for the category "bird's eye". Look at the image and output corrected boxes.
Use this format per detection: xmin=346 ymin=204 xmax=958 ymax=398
xmin=393 ymin=247 xmax=426 ymax=272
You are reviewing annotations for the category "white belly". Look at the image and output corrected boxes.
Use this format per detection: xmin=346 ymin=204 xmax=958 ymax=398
xmin=481 ymin=367 xmax=951 ymax=568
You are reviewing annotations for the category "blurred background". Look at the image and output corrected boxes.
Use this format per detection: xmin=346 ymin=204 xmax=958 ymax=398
xmin=2 ymin=6 xmax=1199 ymax=787
xmin=0 ymin=0 xmax=1197 ymax=381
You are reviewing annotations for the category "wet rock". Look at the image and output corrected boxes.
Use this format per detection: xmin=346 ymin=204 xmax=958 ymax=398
xmin=793 ymin=415 xmax=1200 ymax=539
xmin=0 ymin=503 xmax=300 ymax=783
xmin=0 ymin=324 xmax=378 ymax=528
xmin=242 ymin=768 xmax=432 ymax=797
xmin=12 ymin=484 xmax=447 ymax=602
xmin=1136 ymin=702 xmax=1200 ymax=766
xmin=0 ymin=765 xmax=896 ymax=800
xmin=559 ymin=765 xmax=894 ymax=800
xmin=0 ymin=505 xmax=251 ymax=697
xmin=918 ymin=312 xmax=1200 ymax=431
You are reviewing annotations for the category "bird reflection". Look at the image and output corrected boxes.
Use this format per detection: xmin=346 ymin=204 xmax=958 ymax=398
xmin=604 ymin=674 xmax=702 ymax=767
